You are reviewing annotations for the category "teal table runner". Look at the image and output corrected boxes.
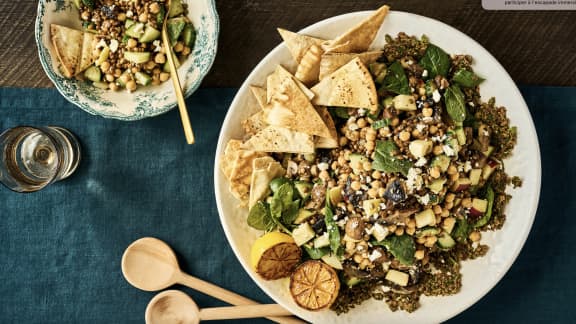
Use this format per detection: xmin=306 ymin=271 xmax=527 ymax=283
xmin=0 ymin=87 xmax=573 ymax=323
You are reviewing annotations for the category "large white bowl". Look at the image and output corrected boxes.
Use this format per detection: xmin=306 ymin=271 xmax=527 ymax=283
xmin=215 ymin=10 xmax=541 ymax=323
xmin=35 ymin=0 xmax=219 ymax=120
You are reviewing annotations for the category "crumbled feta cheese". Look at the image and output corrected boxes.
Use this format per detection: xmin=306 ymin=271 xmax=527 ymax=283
xmin=379 ymin=203 xmax=387 ymax=210
xmin=468 ymin=101 xmax=475 ymax=107
xmin=126 ymin=10 xmax=134 ymax=18
xmin=358 ymin=108 xmax=366 ymax=116
xmin=109 ymin=39 xmax=119 ymax=53
xmin=356 ymin=244 xmax=365 ymax=251
xmin=381 ymin=285 xmax=391 ymax=292
xmin=418 ymin=193 xmax=430 ymax=206
xmin=95 ymin=39 xmax=107 ymax=49
xmin=153 ymin=40 xmax=162 ymax=52
xmin=422 ymin=116 xmax=434 ymax=123
xmin=415 ymin=123 xmax=426 ymax=132
xmin=407 ymin=60 xmax=413 ymax=65
xmin=369 ymin=249 xmax=383 ymax=262
xmin=443 ymin=144 xmax=456 ymax=156
xmin=361 ymin=185 xmax=369 ymax=191
xmin=317 ymin=162 xmax=329 ymax=171
xmin=415 ymin=157 xmax=428 ymax=167
xmin=406 ymin=168 xmax=423 ymax=192
xmin=464 ymin=161 xmax=472 ymax=172
xmin=422 ymin=70 xmax=429 ymax=78
xmin=432 ymin=89 xmax=441 ymax=103
xmin=371 ymin=223 xmax=389 ymax=241
xmin=365 ymin=176 xmax=371 ymax=183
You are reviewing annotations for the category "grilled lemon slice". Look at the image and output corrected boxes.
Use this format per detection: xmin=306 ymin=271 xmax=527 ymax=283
xmin=289 ymin=260 xmax=340 ymax=310
xmin=250 ymin=232 xmax=301 ymax=280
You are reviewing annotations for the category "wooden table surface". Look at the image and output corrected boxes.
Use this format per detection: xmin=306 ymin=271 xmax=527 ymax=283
xmin=1 ymin=0 xmax=575 ymax=88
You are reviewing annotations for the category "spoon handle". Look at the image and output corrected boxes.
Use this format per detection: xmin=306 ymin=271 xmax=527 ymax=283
xmin=199 ymin=304 xmax=292 ymax=321
xmin=178 ymin=273 xmax=306 ymax=324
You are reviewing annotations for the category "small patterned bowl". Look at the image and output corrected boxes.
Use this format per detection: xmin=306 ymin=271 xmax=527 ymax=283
xmin=35 ymin=0 xmax=219 ymax=121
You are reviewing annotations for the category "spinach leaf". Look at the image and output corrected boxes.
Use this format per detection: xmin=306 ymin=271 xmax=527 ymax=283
xmin=453 ymin=69 xmax=484 ymax=88
xmin=282 ymin=199 xmax=301 ymax=225
xmin=381 ymin=61 xmax=410 ymax=95
xmin=372 ymin=235 xmax=415 ymax=265
xmin=452 ymin=217 xmax=470 ymax=242
xmin=419 ymin=44 xmax=450 ymax=78
xmin=275 ymin=183 xmax=294 ymax=207
xmin=324 ymin=203 xmax=342 ymax=256
xmin=330 ymin=107 xmax=351 ymax=120
xmin=303 ymin=245 xmax=330 ymax=260
xmin=372 ymin=140 xmax=413 ymax=176
xmin=474 ymin=185 xmax=495 ymax=228
xmin=372 ymin=118 xmax=390 ymax=130
xmin=444 ymin=85 xmax=467 ymax=123
xmin=247 ymin=201 xmax=275 ymax=231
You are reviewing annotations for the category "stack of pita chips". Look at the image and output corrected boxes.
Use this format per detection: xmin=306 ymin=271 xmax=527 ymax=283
xmin=51 ymin=24 xmax=96 ymax=78
xmin=221 ymin=5 xmax=390 ymax=205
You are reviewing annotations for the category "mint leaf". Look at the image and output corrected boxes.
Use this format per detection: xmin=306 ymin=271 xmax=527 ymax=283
xmin=324 ymin=203 xmax=342 ymax=256
xmin=373 ymin=234 xmax=416 ymax=265
xmin=381 ymin=61 xmax=410 ymax=95
xmin=444 ymin=85 xmax=467 ymax=122
xmin=247 ymin=201 xmax=275 ymax=231
xmin=419 ymin=44 xmax=450 ymax=78
xmin=372 ymin=140 xmax=413 ymax=176
xmin=453 ymin=69 xmax=484 ymax=88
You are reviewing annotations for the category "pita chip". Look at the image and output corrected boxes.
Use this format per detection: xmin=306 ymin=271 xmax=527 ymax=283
xmin=78 ymin=32 xmax=96 ymax=73
xmin=242 ymin=110 xmax=268 ymax=137
xmin=319 ymin=51 xmax=383 ymax=80
xmin=267 ymin=74 xmax=332 ymax=138
xmin=314 ymin=106 xmax=339 ymax=149
xmin=229 ymin=149 xmax=267 ymax=203
xmin=266 ymin=65 xmax=314 ymax=103
xmin=329 ymin=5 xmax=389 ymax=53
xmin=249 ymin=157 xmax=285 ymax=208
xmin=277 ymin=28 xmax=325 ymax=63
xmin=51 ymin=24 xmax=83 ymax=78
xmin=250 ymin=85 xmax=269 ymax=110
xmin=241 ymin=126 xmax=315 ymax=154
xmin=311 ymin=57 xmax=378 ymax=112
xmin=295 ymin=44 xmax=323 ymax=86
xmin=321 ymin=40 xmax=354 ymax=54
xmin=220 ymin=139 xmax=243 ymax=180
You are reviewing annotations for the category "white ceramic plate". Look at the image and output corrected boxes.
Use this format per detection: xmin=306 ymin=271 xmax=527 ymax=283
xmin=35 ymin=0 xmax=219 ymax=120
xmin=215 ymin=10 xmax=541 ymax=323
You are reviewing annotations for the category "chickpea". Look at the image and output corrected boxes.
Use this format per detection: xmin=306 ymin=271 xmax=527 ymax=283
xmin=173 ymin=42 xmax=184 ymax=53
xmin=159 ymin=72 xmax=170 ymax=82
xmin=367 ymin=188 xmax=378 ymax=198
xmin=350 ymin=181 xmax=361 ymax=191
xmin=399 ymin=130 xmax=411 ymax=141
xmin=149 ymin=2 xmax=161 ymax=14
xmin=109 ymin=82 xmax=119 ymax=91
xmin=125 ymin=80 xmax=137 ymax=92
xmin=447 ymin=165 xmax=458 ymax=175
xmin=357 ymin=118 xmax=367 ymax=128
xmin=422 ymin=107 xmax=434 ymax=117
xmin=138 ymin=13 xmax=148 ymax=23
xmin=81 ymin=11 xmax=90 ymax=21
xmin=379 ymin=126 xmax=391 ymax=137
xmin=429 ymin=166 xmax=441 ymax=179
xmin=127 ymin=38 xmax=138 ymax=49
xmin=145 ymin=60 xmax=156 ymax=71
xmin=100 ymin=61 xmax=111 ymax=73
xmin=362 ymin=161 xmax=372 ymax=171
xmin=395 ymin=227 xmax=405 ymax=236
xmin=461 ymin=198 xmax=472 ymax=208
xmin=414 ymin=250 xmax=425 ymax=260
xmin=181 ymin=46 xmax=191 ymax=56
xmin=429 ymin=125 xmax=438 ymax=134
xmin=151 ymin=79 xmax=161 ymax=86
xmin=469 ymin=231 xmax=481 ymax=242
xmin=365 ymin=140 xmax=375 ymax=152
xmin=445 ymin=193 xmax=455 ymax=203
xmin=105 ymin=74 xmax=114 ymax=82
xmin=377 ymin=187 xmax=386 ymax=198
xmin=433 ymin=145 xmax=444 ymax=155
xmin=114 ymin=68 xmax=122 ymax=78
xmin=154 ymin=53 xmax=166 ymax=64
xmin=372 ymin=170 xmax=382 ymax=179
xmin=117 ymin=13 xmax=127 ymax=22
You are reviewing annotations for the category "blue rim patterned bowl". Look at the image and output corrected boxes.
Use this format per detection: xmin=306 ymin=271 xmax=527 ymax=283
xmin=35 ymin=0 xmax=219 ymax=121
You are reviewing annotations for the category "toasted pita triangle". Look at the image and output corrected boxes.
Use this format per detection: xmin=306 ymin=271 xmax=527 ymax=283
xmin=78 ymin=32 xmax=96 ymax=73
xmin=295 ymin=44 xmax=323 ymax=86
xmin=220 ymin=139 xmax=243 ymax=180
xmin=250 ymin=85 xmax=269 ymax=110
xmin=229 ymin=149 xmax=267 ymax=203
xmin=277 ymin=28 xmax=325 ymax=63
xmin=266 ymin=75 xmax=332 ymax=138
xmin=266 ymin=65 xmax=314 ymax=103
xmin=329 ymin=5 xmax=389 ymax=53
xmin=51 ymin=24 xmax=83 ymax=78
xmin=321 ymin=40 xmax=353 ymax=54
xmin=314 ymin=106 xmax=339 ymax=148
xmin=249 ymin=157 xmax=285 ymax=208
xmin=242 ymin=110 xmax=268 ymax=137
xmin=242 ymin=126 xmax=315 ymax=154
xmin=319 ymin=51 xmax=383 ymax=80
xmin=311 ymin=57 xmax=377 ymax=111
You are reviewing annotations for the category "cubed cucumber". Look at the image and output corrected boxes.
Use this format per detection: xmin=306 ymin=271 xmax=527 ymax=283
xmin=292 ymin=223 xmax=315 ymax=246
xmin=124 ymin=51 xmax=151 ymax=64
xmin=431 ymin=154 xmax=450 ymax=173
xmin=95 ymin=46 xmax=110 ymax=66
xmin=382 ymin=96 xmax=394 ymax=109
xmin=167 ymin=17 xmax=186 ymax=44
xmin=313 ymin=232 xmax=330 ymax=249
xmin=134 ymin=71 xmax=152 ymax=86
xmin=328 ymin=187 xmax=343 ymax=206
xmin=293 ymin=209 xmax=314 ymax=225
xmin=84 ymin=65 xmax=101 ymax=82
xmin=349 ymin=153 xmax=368 ymax=171
xmin=393 ymin=94 xmax=417 ymax=111
xmin=408 ymin=139 xmax=432 ymax=158
xmin=125 ymin=22 xmax=145 ymax=38
xmin=139 ymin=25 xmax=161 ymax=43
xmin=415 ymin=208 xmax=436 ymax=228
xmin=469 ymin=168 xmax=482 ymax=186
xmin=294 ymin=181 xmax=313 ymax=201
xmin=437 ymin=231 xmax=456 ymax=250
xmin=415 ymin=226 xmax=440 ymax=238
xmin=92 ymin=81 xmax=109 ymax=89
xmin=168 ymin=0 xmax=184 ymax=17
xmin=321 ymin=253 xmax=343 ymax=270
xmin=269 ymin=177 xmax=290 ymax=193
xmin=345 ymin=276 xmax=363 ymax=288
xmin=455 ymin=127 xmax=466 ymax=145
xmin=362 ymin=199 xmax=381 ymax=217
xmin=124 ymin=19 xmax=136 ymax=29
xmin=116 ymin=70 xmax=131 ymax=87
xmin=371 ymin=223 xmax=389 ymax=242
xmin=427 ymin=178 xmax=446 ymax=194
xmin=181 ymin=23 xmax=196 ymax=48
xmin=385 ymin=269 xmax=409 ymax=286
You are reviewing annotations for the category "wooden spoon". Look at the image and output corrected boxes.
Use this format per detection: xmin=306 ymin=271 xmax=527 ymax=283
xmin=121 ymin=237 xmax=305 ymax=324
xmin=145 ymin=290 xmax=293 ymax=324
xmin=162 ymin=0 xmax=195 ymax=144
